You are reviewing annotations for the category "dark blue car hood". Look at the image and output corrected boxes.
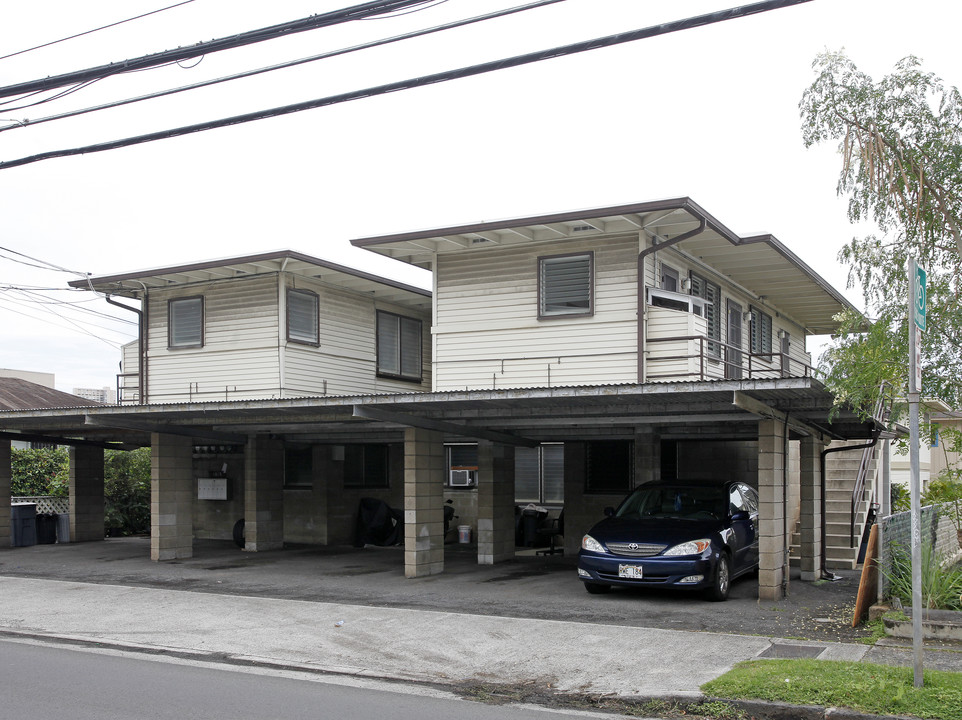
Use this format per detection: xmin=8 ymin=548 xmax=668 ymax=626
xmin=586 ymin=516 xmax=724 ymax=547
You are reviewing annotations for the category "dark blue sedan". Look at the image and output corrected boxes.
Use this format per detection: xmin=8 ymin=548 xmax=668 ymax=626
xmin=577 ymin=480 xmax=759 ymax=601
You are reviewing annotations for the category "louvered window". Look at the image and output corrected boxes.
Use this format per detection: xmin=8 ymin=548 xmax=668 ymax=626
xmin=168 ymin=296 xmax=203 ymax=348
xmin=287 ymin=289 xmax=319 ymax=345
xmin=539 ymin=253 xmax=592 ymax=317
xmin=750 ymin=306 xmax=773 ymax=356
xmin=377 ymin=310 xmax=422 ymax=382
xmin=689 ymin=273 xmax=720 ymax=357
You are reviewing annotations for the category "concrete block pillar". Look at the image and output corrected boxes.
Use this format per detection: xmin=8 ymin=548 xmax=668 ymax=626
xmin=150 ymin=433 xmax=193 ymax=560
xmin=244 ymin=435 xmax=285 ymax=552
xmin=403 ymin=427 xmax=444 ymax=578
xmin=633 ymin=429 xmax=660 ymax=487
xmin=798 ymin=436 xmax=824 ymax=582
xmin=0 ymin=438 xmax=10 ymax=547
xmin=758 ymin=419 xmax=788 ymax=600
xmin=477 ymin=440 xmax=515 ymax=565
xmin=69 ymin=445 xmax=105 ymax=543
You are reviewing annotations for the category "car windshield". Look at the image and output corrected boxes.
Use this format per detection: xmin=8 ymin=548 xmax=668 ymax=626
xmin=615 ymin=485 xmax=726 ymax=521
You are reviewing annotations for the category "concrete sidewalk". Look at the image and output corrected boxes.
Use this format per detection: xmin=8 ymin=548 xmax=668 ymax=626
xmin=0 ymin=575 xmax=868 ymax=699
xmin=1 ymin=537 xmax=961 ymax=705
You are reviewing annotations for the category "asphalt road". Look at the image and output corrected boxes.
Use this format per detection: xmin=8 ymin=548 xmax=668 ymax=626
xmin=0 ymin=638 xmax=634 ymax=720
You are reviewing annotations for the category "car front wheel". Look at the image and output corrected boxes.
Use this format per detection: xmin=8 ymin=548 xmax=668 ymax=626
xmin=706 ymin=554 xmax=730 ymax=602
xmin=583 ymin=581 xmax=611 ymax=595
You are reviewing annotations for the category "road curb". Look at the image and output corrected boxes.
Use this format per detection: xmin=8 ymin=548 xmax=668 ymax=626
xmin=719 ymin=697 xmax=921 ymax=720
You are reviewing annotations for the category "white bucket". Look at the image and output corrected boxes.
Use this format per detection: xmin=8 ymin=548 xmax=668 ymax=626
xmin=457 ymin=525 xmax=472 ymax=544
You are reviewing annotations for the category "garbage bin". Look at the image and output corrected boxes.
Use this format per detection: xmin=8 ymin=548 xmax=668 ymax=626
xmin=36 ymin=513 xmax=58 ymax=544
xmin=11 ymin=503 xmax=37 ymax=547
xmin=56 ymin=513 xmax=71 ymax=543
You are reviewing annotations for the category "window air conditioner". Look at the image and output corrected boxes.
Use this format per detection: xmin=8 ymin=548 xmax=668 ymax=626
xmin=449 ymin=469 xmax=475 ymax=487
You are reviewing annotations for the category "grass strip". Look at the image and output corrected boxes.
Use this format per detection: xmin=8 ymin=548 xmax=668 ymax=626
xmin=702 ymin=659 xmax=962 ymax=720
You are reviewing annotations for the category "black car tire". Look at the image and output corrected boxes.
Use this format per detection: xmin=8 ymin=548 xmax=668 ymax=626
xmin=232 ymin=518 xmax=245 ymax=549
xmin=706 ymin=554 xmax=730 ymax=602
xmin=583 ymin=581 xmax=611 ymax=595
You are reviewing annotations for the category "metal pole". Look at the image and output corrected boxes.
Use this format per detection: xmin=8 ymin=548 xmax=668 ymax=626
xmin=907 ymin=256 xmax=923 ymax=687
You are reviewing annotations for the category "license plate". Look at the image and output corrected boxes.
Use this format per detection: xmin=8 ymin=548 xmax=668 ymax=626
xmin=618 ymin=564 xmax=643 ymax=579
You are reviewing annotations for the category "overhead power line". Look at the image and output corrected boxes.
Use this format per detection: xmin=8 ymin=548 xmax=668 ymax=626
xmin=0 ymin=0 xmax=814 ymax=171
xmin=0 ymin=0 xmax=436 ymax=101
xmin=0 ymin=0 xmax=566 ymax=134
xmin=0 ymin=0 xmax=197 ymax=62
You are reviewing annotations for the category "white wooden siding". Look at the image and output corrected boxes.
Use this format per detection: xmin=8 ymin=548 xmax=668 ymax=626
xmin=283 ymin=279 xmax=431 ymax=396
xmin=141 ymin=273 xmax=431 ymax=402
xmin=645 ymin=247 xmax=813 ymax=381
xmin=645 ymin=306 xmax=707 ymax=381
xmin=145 ymin=275 xmax=280 ymax=402
xmin=434 ymin=237 xmax=639 ymax=390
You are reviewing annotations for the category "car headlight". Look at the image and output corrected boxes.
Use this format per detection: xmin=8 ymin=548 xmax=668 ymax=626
xmin=581 ymin=534 xmax=606 ymax=553
xmin=663 ymin=539 xmax=711 ymax=556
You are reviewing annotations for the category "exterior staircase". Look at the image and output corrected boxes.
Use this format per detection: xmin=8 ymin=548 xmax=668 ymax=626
xmin=791 ymin=440 xmax=880 ymax=570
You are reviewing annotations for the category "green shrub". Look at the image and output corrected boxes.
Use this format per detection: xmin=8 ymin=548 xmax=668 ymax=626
xmin=883 ymin=540 xmax=962 ymax=610
xmin=104 ymin=447 xmax=151 ymax=535
xmin=11 ymin=447 xmax=68 ymax=496
xmin=891 ymin=483 xmax=910 ymax=513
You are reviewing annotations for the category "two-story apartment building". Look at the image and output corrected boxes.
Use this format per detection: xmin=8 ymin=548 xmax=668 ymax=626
xmin=0 ymin=199 xmax=888 ymax=601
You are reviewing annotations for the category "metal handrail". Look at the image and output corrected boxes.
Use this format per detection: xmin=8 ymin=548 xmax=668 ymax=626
xmin=849 ymin=384 xmax=892 ymax=547
xmin=115 ymin=372 xmax=140 ymax=405
xmin=646 ymin=334 xmax=815 ymax=381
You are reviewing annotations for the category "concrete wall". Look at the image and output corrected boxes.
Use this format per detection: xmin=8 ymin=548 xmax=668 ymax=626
xmin=322 ymin=443 xmax=404 ymax=546
xmin=562 ymin=442 xmax=622 ymax=555
xmin=192 ymin=452 xmax=244 ymax=541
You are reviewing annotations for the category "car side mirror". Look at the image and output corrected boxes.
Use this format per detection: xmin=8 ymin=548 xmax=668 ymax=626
xmin=603 ymin=506 xmax=615 ymax=517
xmin=730 ymin=510 xmax=749 ymax=521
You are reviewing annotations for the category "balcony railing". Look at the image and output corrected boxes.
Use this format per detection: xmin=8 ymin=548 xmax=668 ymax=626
xmin=116 ymin=372 xmax=140 ymax=404
xmin=646 ymin=334 xmax=815 ymax=382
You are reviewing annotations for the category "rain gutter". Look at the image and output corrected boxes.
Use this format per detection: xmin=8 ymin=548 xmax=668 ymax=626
xmin=105 ymin=294 xmax=146 ymax=404
xmin=637 ymin=214 xmax=707 ymax=382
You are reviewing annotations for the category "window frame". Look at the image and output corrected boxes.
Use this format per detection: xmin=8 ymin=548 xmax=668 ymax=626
xmin=168 ymin=296 xmax=204 ymax=349
xmin=446 ymin=443 xmax=479 ymax=488
xmin=283 ymin=445 xmax=314 ymax=489
xmin=660 ymin=263 xmax=680 ymax=292
xmin=343 ymin=444 xmax=390 ymax=489
xmin=538 ymin=251 xmax=594 ymax=319
xmin=515 ymin=443 xmax=564 ymax=505
xmin=376 ymin=310 xmax=423 ymax=383
xmin=287 ymin=288 xmax=320 ymax=346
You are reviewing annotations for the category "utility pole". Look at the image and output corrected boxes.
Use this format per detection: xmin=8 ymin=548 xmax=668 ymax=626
xmin=907 ymin=256 xmax=926 ymax=688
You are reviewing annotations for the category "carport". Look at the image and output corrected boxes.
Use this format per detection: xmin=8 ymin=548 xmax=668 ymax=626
xmin=0 ymin=376 xmax=886 ymax=601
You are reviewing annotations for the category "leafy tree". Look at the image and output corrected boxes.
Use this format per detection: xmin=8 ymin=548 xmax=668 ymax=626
xmin=11 ymin=447 xmax=68 ymax=496
xmin=922 ymin=470 xmax=962 ymax=550
xmin=800 ymin=52 xmax=962 ymax=416
xmin=104 ymin=447 xmax=151 ymax=535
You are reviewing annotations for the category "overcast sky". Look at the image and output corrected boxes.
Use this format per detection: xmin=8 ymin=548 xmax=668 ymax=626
xmin=0 ymin=0 xmax=958 ymax=393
